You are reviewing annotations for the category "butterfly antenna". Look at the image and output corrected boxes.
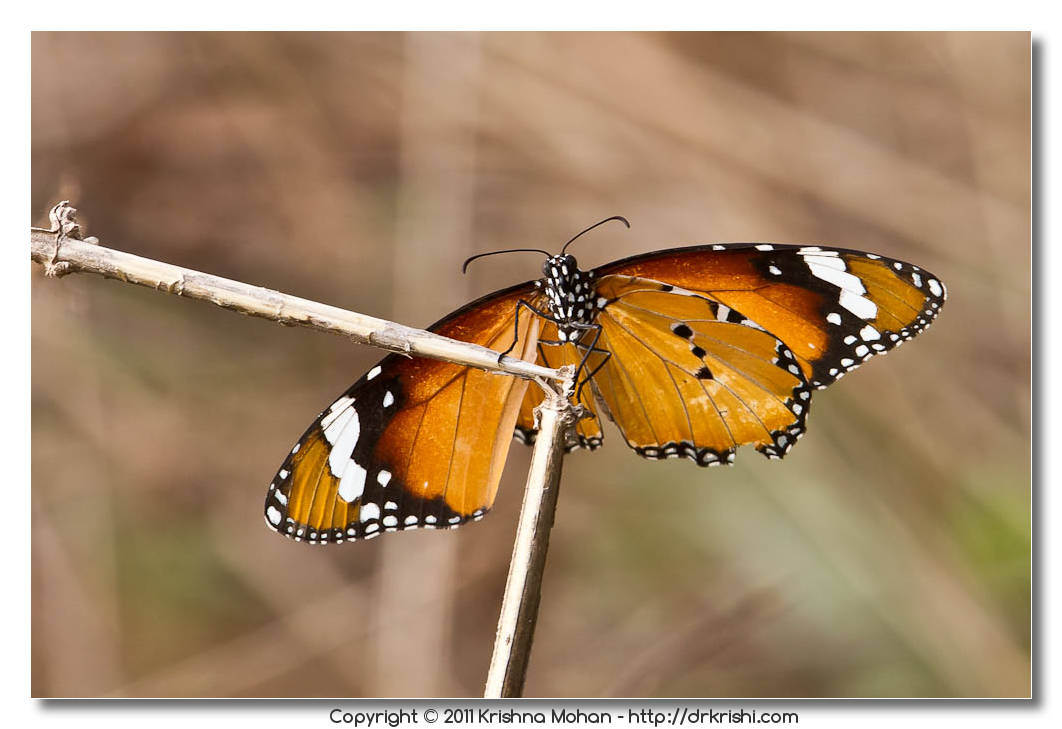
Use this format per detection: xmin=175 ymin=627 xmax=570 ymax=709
xmin=564 ymin=215 xmax=628 ymax=256
xmin=461 ymin=248 xmax=552 ymax=274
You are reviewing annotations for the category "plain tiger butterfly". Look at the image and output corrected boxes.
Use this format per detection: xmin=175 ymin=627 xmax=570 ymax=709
xmin=264 ymin=218 xmax=946 ymax=544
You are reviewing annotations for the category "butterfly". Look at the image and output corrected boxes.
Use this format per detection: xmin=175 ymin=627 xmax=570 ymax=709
xmin=264 ymin=218 xmax=946 ymax=544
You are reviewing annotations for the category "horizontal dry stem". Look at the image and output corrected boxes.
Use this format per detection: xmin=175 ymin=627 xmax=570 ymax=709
xmin=30 ymin=216 xmax=560 ymax=385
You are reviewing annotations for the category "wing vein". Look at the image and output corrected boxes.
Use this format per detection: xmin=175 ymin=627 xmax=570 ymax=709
xmin=597 ymin=322 xmax=661 ymax=445
xmin=402 ymin=403 xmax=430 ymax=523
xmin=444 ymin=371 xmax=469 ymax=519
xmin=693 ymin=363 xmax=737 ymax=450
xmin=306 ymin=447 xmax=330 ymax=535
xmin=661 ymin=360 xmax=697 ymax=444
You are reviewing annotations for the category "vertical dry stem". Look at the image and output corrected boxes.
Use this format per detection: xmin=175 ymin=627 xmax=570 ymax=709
xmin=485 ymin=381 xmax=576 ymax=698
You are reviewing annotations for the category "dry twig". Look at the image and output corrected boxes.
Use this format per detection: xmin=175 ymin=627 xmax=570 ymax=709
xmin=30 ymin=203 xmax=559 ymax=385
xmin=484 ymin=387 xmax=579 ymax=698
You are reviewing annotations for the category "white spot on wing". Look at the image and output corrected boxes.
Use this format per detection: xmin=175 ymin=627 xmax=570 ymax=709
xmin=826 ymin=312 xmax=842 ymax=325
xmin=322 ymin=406 xmax=354 ymax=444
xmin=266 ymin=506 xmax=282 ymax=526
xmin=338 ymin=460 xmax=367 ymax=502
xmin=360 ymin=502 xmax=380 ymax=522
xmin=859 ymin=325 xmax=881 ymax=341
xmin=839 ymin=290 xmax=878 ymax=320
xmin=755 ymin=244 xmax=774 ymax=251
xmin=320 ymin=397 xmax=355 ymax=430
xmin=367 ymin=365 xmax=382 ymax=381
xmin=928 ymin=278 xmax=943 ymax=297
xmin=803 ymin=252 xmax=845 ymax=270
xmin=327 ymin=408 xmax=361 ymax=476
xmin=807 ymin=260 xmax=866 ymax=294
xmin=383 ymin=391 xmax=395 ymax=408
xmin=377 ymin=470 xmax=392 ymax=487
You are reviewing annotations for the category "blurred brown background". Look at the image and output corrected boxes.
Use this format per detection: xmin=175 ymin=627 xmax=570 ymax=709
xmin=31 ymin=32 xmax=1030 ymax=698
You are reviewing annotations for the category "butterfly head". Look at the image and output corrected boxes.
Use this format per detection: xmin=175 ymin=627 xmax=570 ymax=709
xmin=539 ymin=254 xmax=596 ymax=341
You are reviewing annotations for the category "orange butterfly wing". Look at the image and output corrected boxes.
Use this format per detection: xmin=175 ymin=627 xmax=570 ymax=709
xmin=595 ymin=244 xmax=946 ymax=389
xmin=265 ymin=283 xmax=540 ymax=543
xmin=587 ymin=275 xmax=811 ymax=465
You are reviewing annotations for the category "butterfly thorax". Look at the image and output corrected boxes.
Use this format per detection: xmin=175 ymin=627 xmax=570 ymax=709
xmin=535 ymin=254 xmax=597 ymax=342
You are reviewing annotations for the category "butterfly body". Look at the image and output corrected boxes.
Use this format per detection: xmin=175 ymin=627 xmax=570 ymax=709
xmin=533 ymin=253 xmax=599 ymax=342
xmin=265 ymin=240 xmax=945 ymax=544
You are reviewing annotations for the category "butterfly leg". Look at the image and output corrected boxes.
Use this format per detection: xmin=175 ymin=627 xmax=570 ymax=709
xmin=570 ymin=323 xmax=612 ymax=401
xmin=497 ymin=299 xmax=563 ymax=362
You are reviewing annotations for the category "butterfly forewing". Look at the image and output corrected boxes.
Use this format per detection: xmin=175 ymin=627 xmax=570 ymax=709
xmin=265 ymin=284 xmax=540 ymax=544
xmin=595 ymin=244 xmax=946 ymax=389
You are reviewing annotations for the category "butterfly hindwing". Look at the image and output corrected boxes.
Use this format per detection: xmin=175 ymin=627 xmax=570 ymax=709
xmin=594 ymin=244 xmax=946 ymax=389
xmin=588 ymin=275 xmax=811 ymax=466
xmin=265 ymin=283 xmax=541 ymax=544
